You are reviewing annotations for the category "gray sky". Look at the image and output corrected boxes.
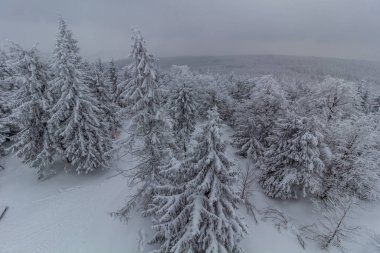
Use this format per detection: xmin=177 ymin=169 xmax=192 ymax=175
xmin=1 ymin=0 xmax=380 ymax=61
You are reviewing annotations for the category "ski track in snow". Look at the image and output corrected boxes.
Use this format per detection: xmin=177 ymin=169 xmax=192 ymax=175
xmin=0 ymin=125 xmax=379 ymax=252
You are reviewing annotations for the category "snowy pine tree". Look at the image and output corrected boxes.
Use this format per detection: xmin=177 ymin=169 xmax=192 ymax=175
xmin=115 ymin=61 xmax=135 ymax=108
xmin=0 ymin=123 xmax=7 ymax=156
xmin=260 ymin=113 xmax=329 ymax=199
xmin=3 ymin=43 xmax=54 ymax=177
xmin=146 ymin=107 xmax=247 ymax=253
xmin=232 ymin=75 xmax=286 ymax=167
xmin=168 ymin=83 xmax=197 ymax=154
xmin=91 ymin=59 xmax=111 ymax=105
xmin=321 ymin=116 xmax=380 ymax=201
xmin=0 ymin=49 xmax=18 ymax=144
xmin=229 ymin=77 xmax=254 ymax=101
xmin=0 ymin=49 xmax=16 ymax=90
xmin=85 ymin=59 xmax=120 ymax=137
xmin=0 ymin=106 xmax=10 ymax=157
xmin=0 ymin=50 xmax=10 ymax=155
xmin=118 ymin=29 xmax=158 ymax=112
xmin=113 ymin=29 xmax=175 ymax=220
xmin=373 ymin=96 xmax=380 ymax=113
xmin=356 ymin=80 xmax=371 ymax=115
xmin=194 ymin=73 xmax=235 ymax=124
xmin=232 ymin=103 xmax=264 ymax=163
xmin=237 ymin=75 xmax=287 ymax=147
xmin=48 ymin=18 xmax=112 ymax=174
xmin=105 ymin=59 xmax=120 ymax=103
xmin=0 ymin=50 xmax=10 ymax=81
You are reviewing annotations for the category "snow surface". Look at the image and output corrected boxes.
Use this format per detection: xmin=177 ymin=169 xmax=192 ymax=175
xmin=0 ymin=124 xmax=379 ymax=253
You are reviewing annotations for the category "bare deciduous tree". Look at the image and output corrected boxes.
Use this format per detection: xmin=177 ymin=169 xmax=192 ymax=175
xmin=312 ymin=196 xmax=360 ymax=251
xmin=238 ymin=162 xmax=258 ymax=224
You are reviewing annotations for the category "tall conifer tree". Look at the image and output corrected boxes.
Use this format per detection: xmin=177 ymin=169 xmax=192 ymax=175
xmin=48 ymin=18 xmax=112 ymax=174
xmin=146 ymin=107 xmax=247 ymax=253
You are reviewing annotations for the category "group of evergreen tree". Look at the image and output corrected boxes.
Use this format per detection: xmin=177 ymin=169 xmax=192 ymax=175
xmin=231 ymin=74 xmax=380 ymax=203
xmin=156 ymin=64 xmax=379 ymax=252
xmin=1 ymin=16 xmax=380 ymax=253
xmin=111 ymin=29 xmax=247 ymax=252
xmin=0 ymin=18 xmax=118 ymax=178
xmin=0 ymin=18 xmax=247 ymax=252
xmin=110 ymin=33 xmax=379 ymax=250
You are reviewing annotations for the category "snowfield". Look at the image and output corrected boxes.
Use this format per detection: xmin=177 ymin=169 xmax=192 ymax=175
xmin=0 ymin=156 xmax=146 ymax=253
xmin=1 ymin=124 xmax=379 ymax=253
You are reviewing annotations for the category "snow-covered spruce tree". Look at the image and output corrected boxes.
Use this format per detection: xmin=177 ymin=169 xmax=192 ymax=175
xmin=91 ymin=59 xmax=110 ymax=105
xmin=213 ymin=73 xmax=236 ymax=125
xmin=320 ymin=116 xmax=380 ymax=201
xmin=283 ymin=78 xmax=315 ymax=117
xmin=3 ymin=43 xmax=54 ymax=177
xmin=105 ymin=60 xmax=122 ymax=137
xmin=115 ymin=69 xmax=130 ymax=108
xmin=105 ymin=59 xmax=122 ymax=137
xmin=119 ymin=28 xmax=163 ymax=136
xmin=191 ymin=73 xmax=216 ymax=119
xmin=165 ymin=65 xmax=196 ymax=105
xmin=0 ymin=50 xmax=10 ymax=155
xmin=0 ymin=126 xmax=7 ymax=156
xmin=232 ymin=111 xmax=262 ymax=212
xmin=356 ymin=80 xmax=371 ymax=115
xmin=113 ymin=29 xmax=175 ymax=221
xmin=105 ymin=59 xmax=120 ymax=103
xmin=48 ymin=18 xmax=112 ymax=174
xmin=0 ymin=113 xmax=10 ymax=157
xmin=0 ymin=49 xmax=16 ymax=90
xmin=229 ymin=76 xmax=254 ymax=101
xmin=246 ymin=75 xmax=287 ymax=146
xmin=0 ymin=50 xmax=9 ymax=81
xmin=259 ymin=113 xmax=329 ymax=199
xmin=232 ymin=75 xmax=287 ymax=164
xmin=0 ymin=49 xmax=18 ymax=142
xmin=168 ymin=83 xmax=197 ymax=154
xmin=373 ymin=96 xmax=380 ymax=113
xmin=85 ymin=59 xmax=120 ymax=137
xmin=192 ymin=72 xmax=235 ymax=124
xmin=117 ymin=29 xmax=159 ymax=111
xmin=145 ymin=107 xmax=247 ymax=253
xmin=232 ymin=102 xmax=264 ymax=163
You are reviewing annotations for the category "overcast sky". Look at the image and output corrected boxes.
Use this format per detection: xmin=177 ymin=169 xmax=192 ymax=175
xmin=1 ymin=0 xmax=380 ymax=61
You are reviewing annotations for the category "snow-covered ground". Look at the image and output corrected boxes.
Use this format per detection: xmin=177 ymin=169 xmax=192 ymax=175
xmin=0 ymin=124 xmax=379 ymax=253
